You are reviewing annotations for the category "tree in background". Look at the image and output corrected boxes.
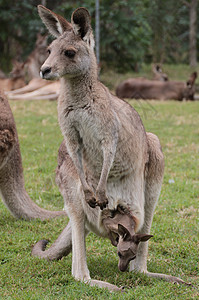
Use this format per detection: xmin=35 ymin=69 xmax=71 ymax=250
xmin=0 ymin=0 xmax=43 ymax=71
xmin=188 ymin=0 xmax=198 ymax=68
xmin=59 ymin=0 xmax=151 ymax=71
xmin=0 ymin=0 xmax=198 ymax=73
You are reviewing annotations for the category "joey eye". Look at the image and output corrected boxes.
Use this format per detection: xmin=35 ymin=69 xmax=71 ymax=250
xmin=130 ymin=255 xmax=136 ymax=261
xmin=47 ymin=49 xmax=51 ymax=55
xmin=64 ymin=49 xmax=76 ymax=58
xmin=118 ymin=252 xmax=122 ymax=258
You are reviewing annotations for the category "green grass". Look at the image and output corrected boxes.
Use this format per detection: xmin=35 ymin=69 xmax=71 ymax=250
xmin=0 ymin=73 xmax=199 ymax=299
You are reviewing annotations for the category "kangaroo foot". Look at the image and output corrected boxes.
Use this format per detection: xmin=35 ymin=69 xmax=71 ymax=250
xmin=88 ymin=279 xmax=125 ymax=292
xmin=145 ymin=271 xmax=193 ymax=286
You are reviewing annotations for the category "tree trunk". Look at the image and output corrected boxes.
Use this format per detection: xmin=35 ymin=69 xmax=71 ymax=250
xmin=95 ymin=0 xmax=100 ymax=65
xmin=189 ymin=0 xmax=197 ymax=68
xmin=41 ymin=0 xmax=47 ymax=6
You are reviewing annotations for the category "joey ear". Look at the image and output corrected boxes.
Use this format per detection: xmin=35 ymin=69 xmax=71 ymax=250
xmin=109 ymin=233 xmax=119 ymax=247
xmin=118 ymin=224 xmax=131 ymax=240
xmin=133 ymin=234 xmax=153 ymax=244
xmin=71 ymin=7 xmax=95 ymax=49
xmin=38 ymin=5 xmax=72 ymax=38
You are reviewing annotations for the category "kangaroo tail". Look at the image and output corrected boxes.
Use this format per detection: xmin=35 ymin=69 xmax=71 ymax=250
xmin=32 ymin=221 xmax=72 ymax=260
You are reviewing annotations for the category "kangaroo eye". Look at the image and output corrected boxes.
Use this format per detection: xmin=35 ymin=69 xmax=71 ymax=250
xmin=47 ymin=49 xmax=51 ymax=55
xmin=64 ymin=49 xmax=76 ymax=58
xmin=118 ymin=252 xmax=122 ymax=258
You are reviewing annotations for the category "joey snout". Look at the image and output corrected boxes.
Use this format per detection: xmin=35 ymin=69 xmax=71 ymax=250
xmin=118 ymin=259 xmax=133 ymax=272
xmin=117 ymin=224 xmax=153 ymax=272
xmin=117 ymin=243 xmax=137 ymax=272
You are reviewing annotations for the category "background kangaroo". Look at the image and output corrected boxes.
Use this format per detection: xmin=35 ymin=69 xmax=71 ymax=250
xmin=32 ymin=5 xmax=188 ymax=290
xmin=152 ymin=64 xmax=169 ymax=81
xmin=0 ymin=61 xmax=26 ymax=92
xmin=116 ymin=72 xmax=197 ymax=101
xmin=0 ymin=91 xmax=65 ymax=220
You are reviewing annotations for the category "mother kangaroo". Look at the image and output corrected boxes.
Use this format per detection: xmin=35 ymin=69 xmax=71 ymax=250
xmin=33 ymin=5 xmax=187 ymax=291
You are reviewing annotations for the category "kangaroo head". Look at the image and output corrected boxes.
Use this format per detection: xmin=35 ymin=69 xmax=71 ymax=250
xmin=117 ymin=224 xmax=153 ymax=272
xmin=184 ymin=71 xmax=197 ymax=100
xmin=152 ymin=64 xmax=168 ymax=81
xmin=10 ymin=61 xmax=25 ymax=79
xmin=37 ymin=5 xmax=95 ymax=80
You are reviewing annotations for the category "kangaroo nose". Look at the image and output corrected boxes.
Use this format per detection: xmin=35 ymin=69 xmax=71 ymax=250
xmin=40 ymin=67 xmax=51 ymax=79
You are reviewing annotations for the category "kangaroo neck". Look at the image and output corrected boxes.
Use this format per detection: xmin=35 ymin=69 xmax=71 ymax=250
xmin=60 ymin=67 xmax=99 ymax=108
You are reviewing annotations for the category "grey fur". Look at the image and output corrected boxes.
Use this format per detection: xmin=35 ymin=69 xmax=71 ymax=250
xmin=0 ymin=92 xmax=66 ymax=220
xmin=33 ymin=5 xmax=190 ymax=291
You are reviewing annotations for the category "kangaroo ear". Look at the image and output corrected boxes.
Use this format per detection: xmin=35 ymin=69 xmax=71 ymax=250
xmin=109 ymin=233 xmax=119 ymax=247
xmin=118 ymin=224 xmax=131 ymax=241
xmin=187 ymin=71 xmax=197 ymax=87
xmin=71 ymin=8 xmax=95 ymax=49
xmin=38 ymin=5 xmax=72 ymax=38
xmin=133 ymin=234 xmax=153 ymax=244
xmin=154 ymin=64 xmax=161 ymax=72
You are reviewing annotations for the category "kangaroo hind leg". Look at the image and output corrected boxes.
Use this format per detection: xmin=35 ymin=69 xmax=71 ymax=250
xmin=130 ymin=133 xmax=190 ymax=285
xmin=130 ymin=132 xmax=164 ymax=273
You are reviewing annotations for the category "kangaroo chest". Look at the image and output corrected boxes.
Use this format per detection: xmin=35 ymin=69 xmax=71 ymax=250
xmin=58 ymin=99 xmax=145 ymax=182
xmin=59 ymin=103 xmax=104 ymax=169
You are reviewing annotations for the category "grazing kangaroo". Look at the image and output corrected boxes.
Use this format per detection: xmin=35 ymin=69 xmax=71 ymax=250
xmin=0 ymin=91 xmax=65 ymax=220
xmin=33 ymin=5 xmax=189 ymax=290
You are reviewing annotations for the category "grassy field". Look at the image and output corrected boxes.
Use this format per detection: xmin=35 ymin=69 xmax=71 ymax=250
xmin=0 ymin=77 xmax=199 ymax=299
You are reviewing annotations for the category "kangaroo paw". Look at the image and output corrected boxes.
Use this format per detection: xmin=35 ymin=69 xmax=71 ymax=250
xmin=96 ymin=190 xmax=108 ymax=210
xmin=84 ymin=189 xmax=97 ymax=208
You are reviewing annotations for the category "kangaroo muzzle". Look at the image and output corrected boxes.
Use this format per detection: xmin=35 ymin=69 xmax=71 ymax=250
xmin=40 ymin=67 xmax=52 ymax=79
